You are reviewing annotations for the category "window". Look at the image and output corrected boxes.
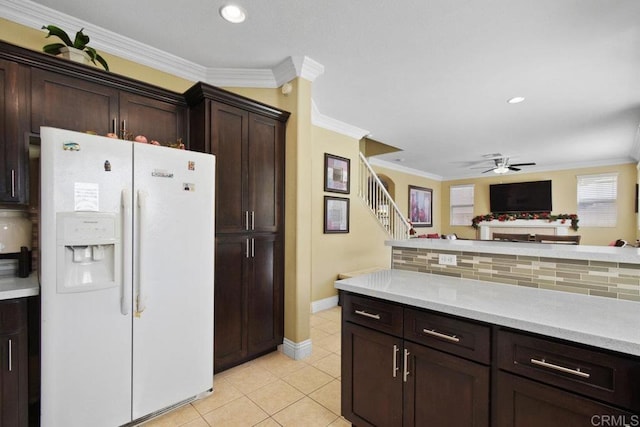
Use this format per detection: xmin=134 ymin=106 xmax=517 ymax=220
xmin=577 ymin=173 xmax=618 ymax=227
xmin=450 ymin=184 xmax=474 ymax=226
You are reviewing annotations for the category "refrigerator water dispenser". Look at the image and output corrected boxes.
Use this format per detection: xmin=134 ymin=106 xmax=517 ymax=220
xmin=56 ymin=212 xmax=121 ymax=293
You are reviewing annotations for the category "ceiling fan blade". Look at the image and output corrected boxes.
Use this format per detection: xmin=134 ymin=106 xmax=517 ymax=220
xmin=482 ymin=168 xmax=495 ymax=173
xmin=509 ymin=162 xmax=536 ymax=167
xmin=508 ymin=166 xmax=521 ymax=171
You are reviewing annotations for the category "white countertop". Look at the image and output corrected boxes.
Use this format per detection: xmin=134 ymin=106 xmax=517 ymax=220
xmin=386 ymin=239 xmax=640 ymax=264
xmin=335 ymin=269 xmax=640 ymax=357
xmin=0 ymin=273 xmax=39 ymax=300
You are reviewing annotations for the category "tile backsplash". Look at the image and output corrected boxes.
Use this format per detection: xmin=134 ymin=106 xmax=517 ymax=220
xmin=392 ymin=247 xmax=640 ymax=301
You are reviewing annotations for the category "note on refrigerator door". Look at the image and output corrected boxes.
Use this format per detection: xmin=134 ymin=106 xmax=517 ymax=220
xmin=74 ymin=182 xmax=99 ymax=211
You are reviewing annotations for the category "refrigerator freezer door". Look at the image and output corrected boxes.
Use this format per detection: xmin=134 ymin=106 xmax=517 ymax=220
xmin=131 ymin=143 xmax=215 ymax=419
xmin=40 ymin=127 xmax=133 ymax=427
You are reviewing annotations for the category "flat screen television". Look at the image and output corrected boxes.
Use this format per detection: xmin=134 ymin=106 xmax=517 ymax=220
xmin=490 ymin=180 xmax=552 ymax=213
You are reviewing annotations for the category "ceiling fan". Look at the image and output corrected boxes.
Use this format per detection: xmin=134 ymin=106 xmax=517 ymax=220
xmin=481 ymin=156 xmax=536 ymax=174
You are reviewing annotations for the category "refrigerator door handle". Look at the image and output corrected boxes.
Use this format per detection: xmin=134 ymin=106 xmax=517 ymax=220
xmin=136 ymin=190 xmax=149 ymax=316
xmin=121 ymin=189 xmax=132 ymax=315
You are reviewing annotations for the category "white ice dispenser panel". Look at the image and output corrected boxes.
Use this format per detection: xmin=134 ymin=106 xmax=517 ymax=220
xmin=56 ymin=212 xmax=121 ymax=293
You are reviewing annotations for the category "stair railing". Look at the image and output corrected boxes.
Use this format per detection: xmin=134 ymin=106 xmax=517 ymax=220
xmin=358 ymin=152 xmax=411 ymax=239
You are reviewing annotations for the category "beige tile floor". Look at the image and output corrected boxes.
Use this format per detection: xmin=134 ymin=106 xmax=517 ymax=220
xmin=143 ymin=306 xmax=350 ymax=427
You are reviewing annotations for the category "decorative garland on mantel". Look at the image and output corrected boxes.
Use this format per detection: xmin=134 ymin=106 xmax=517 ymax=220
xmin=471 ymin=213 xmax=580 ymax=231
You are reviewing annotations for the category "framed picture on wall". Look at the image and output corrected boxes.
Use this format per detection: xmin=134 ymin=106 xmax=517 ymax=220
xmin=324 ymin=153 xmax=350 ymax=194
xmin=408 ymin=185 xmax=432 ymax=227
xmin=324 ymin=196 xmax=350 ymax=233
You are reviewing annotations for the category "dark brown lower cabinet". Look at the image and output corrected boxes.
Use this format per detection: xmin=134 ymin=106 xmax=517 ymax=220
xmin=342 ymin=322 xmax=403 ymax=427
xmin=342 ymin=299 xmax=489 ymax=427
xmin=340 ymin=292 xmax=640 ymax=426
xmin=214 ymin=234 xmax=282 ymax=372
xmin=0 ymin=298 xmax=28 ymax=427
xmin=496 ymin=372 xmax=636 ymax=427
xmin=404 ymin=342 xmax=489 ymax=427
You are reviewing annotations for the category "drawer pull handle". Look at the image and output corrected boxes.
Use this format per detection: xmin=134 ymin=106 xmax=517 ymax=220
xmin=530 ymin=358 xmax=590 ymax=379
xmin=392 ymin=345 xmax=399 ymax=378
xmin=403 ymin=348 xmax=410 ymax=382
xmin=422 ymin=329 xmax=460 ymax=343
xmin=355 ymin=309 xmax=381 ymax=320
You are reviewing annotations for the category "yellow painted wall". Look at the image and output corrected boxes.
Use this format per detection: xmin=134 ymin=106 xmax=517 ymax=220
xmin=311 ymin=128 xmax=391 ymax=303
xmin=372 ymin=165 xmax=442 ymax=236
xmin=441 ymin=164 xmax=638 ymax=245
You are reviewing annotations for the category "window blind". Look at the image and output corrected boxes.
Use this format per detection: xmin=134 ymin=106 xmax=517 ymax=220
xmin=576 ymin=173 xmax=617 ymax=227
xmin=450 ymin=184 xmax=474 ymax=226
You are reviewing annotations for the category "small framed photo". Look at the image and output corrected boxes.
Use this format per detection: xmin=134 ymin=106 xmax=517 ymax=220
xmin=324 ymin=196 xmax=350 ymax=233
xmin=408 ymin=185 xmax=432 ymax=227
xmin=324 ymin=153 xmax=350 ymax=194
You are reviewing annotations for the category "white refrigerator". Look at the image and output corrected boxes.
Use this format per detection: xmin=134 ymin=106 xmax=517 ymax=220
xmin=39 ymin=127 xmax=215 ymax=426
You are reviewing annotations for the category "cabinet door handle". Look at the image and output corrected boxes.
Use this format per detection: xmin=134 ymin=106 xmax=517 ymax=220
xmin=112 ymin=118 xmax=117 ymax=134
xmin=245 ymin=238 xmax=250 ymax=258
xmin=11 ymin=169 xmax=16 ymax=198
xmin=245 ymin=211 xmax=250 ymax=231
xmin=354 ymin=309 xmax=381 ymax=320
xmin=392 ymin=345 xmax=399 ymax=378
xmin=403 ymin=348 xmax=410 ymax=382
xmin=8 ymin=339 xmax=12 ymax=372
xmin=422 ymin=328 xmax=460 ymax=343
xmin=530 ymin=358 xmax=590 ymax=379
xmin=121 ymin=120 xmax=127 ymax=139
xmin=251 ymin=238 xmax=255 ymax=258
xmin=251 ymin=211 xmax=255 ymax=230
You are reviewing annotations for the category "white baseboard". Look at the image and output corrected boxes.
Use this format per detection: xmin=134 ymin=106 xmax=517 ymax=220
xmin=281 ymin=338 xmax=313 ymax=360
xmin=311 ymin=295 xmax=339 ymax=313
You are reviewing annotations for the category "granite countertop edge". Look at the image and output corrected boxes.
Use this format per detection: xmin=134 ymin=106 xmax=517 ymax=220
xmin=335 ymin=269 xmax=640 ymax=357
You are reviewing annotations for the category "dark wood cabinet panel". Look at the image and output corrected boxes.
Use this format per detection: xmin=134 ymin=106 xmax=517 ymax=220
xmin=31 ymin=68 xmax=119 ymax=135
xmin=404 ymin=341 xmax=489 ymax=427
xmin=214 ymin=234 xmax=284 ymax=372
xmin=186 ymin=82 xmax=288 ymax=372
xmin=0 ymin=58 xmax=29 ymax=203
xmin=0 ymin=299 xmax=28 ymax=427
xmin=119 ymin=91 xmax=186 ymax=145
xmin=342 ymin=322 xmax=403 ymax=427
xmin=248 ymin=113 xmax=284 ymax=233
xmin=211 ymin=103 xmax=248 ymax=234
xmin=214 ymin=236 xmax=248 ymax=370
xmin=247 ymin=235 xmax=283 ymax=354
xmin=495 ymin=371 xmax=636 ymax=427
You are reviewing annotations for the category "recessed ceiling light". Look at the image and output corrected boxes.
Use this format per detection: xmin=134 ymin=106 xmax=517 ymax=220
xmin=220 ymin=4 xmax=246 ymax=23
xmin=507 ymin=96 xmax=525 ymax=104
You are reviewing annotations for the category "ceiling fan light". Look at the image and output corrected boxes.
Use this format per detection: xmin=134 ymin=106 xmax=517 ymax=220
xmin=220 ymin=4 xmax=246 ymax=23
xmin=494 ymin=166 xmax=509 ymax=174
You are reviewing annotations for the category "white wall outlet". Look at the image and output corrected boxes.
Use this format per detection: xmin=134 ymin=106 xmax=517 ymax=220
xmin=438 ymin=254 xmax=457 ymax=266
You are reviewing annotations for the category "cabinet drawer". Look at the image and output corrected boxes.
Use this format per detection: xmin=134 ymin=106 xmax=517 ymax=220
xmin=342 ymin=293 xmax=403 ymax=337
xmin=0 ymin=299 xmax=27 ymax=334
xmin=497 ymin=329 xmax=640 ymax=411
xmin=404 ymin=308 xmax=491 ymax=364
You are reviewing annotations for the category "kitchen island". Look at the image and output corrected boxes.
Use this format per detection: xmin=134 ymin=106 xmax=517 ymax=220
xmin=336 ymin=240 xmax=640 ymax=426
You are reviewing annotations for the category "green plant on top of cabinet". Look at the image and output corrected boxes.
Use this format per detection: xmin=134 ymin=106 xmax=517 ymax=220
xmin=0 ymin=58 xmax=30 ymax=204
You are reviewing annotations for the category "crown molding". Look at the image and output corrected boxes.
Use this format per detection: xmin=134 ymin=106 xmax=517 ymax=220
xmin=369 ymin=158 xmax=444 ymax=181
xmin=206 ymin=68 xmax=277 ymax=88
xmin=0 ymin=0 xmax=208 ymax=82
xmin=631 ymin=123 xmax=640 ymax=162
xmin=2 ymin=0 xmax=372 ymax=141
xmin=311 ymin=101 xmax=369 ymax=140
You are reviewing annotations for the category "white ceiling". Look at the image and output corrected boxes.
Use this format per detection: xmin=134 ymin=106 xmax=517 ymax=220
xmin=7 ymin=0 xmax=640 ymax=179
